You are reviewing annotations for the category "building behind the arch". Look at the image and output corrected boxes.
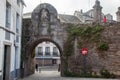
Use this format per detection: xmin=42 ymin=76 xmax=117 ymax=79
xmin=116 ymin=7 xmax=120 ymax=22
xmin=35 ymin=41 xmax=60 ymax=66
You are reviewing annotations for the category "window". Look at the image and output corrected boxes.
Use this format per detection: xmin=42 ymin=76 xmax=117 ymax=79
xmin=53 ymin=47 xmax=58 ymax=56
xmin=45 ymin=47 xmax=50 ymax=52
xmin=45 ymin=47 xmax=50 ymax=56
xmin=6 ymin=2 xmax=11 ymax=28
xmin=16 ymin=13 xmax=20 ymax=33
xmin=37 ymin=47 xmax=43 ymax=55
xmin=5 ymin=31 xmax=10 ymax=40
xmin=16 ymin=35 xmax=19 ymax=43
xmin=17 ymin=0 xmax=20 ymax=6
xmin=53 ymin=47 xmax=57 ymax=52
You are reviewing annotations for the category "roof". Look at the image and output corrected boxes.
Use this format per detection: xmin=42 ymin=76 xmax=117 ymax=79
xmin=58 ymin=14 xmax=81 ymax=23
xmin=84 ymin=9 xmax=94 ymax=18
xmin=23 ymin=12 xmax=31 ymax=18
xmin=23 ymin=12 xmax=81 ymax=23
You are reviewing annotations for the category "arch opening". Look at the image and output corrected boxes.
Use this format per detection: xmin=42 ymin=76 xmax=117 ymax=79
xmin=34 ymin=40 xmax=61 ymax=76
xmin=22 ymin=38 xmax=63 ymax=77
xmin=30 ymin=38 xmax=62 ymax=56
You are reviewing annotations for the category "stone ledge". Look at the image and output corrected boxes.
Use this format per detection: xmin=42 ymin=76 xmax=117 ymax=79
xmin=0 ymin=26 xmax=15 ymax=35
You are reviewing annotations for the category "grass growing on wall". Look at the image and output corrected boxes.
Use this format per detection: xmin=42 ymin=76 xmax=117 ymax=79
xmin=63 ymin=24 xmax=112 ymax=77
xmin=67 ymin=24 xmax=109 ymax=51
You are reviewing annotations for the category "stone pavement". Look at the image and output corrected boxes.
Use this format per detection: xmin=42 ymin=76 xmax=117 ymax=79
xmin=19 ymin=70 xmax=119 ymax=80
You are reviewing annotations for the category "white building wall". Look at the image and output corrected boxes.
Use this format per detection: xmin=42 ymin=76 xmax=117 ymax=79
xmin=0 ymin=0 xmax=24 ymax=79
xmin=0 ymin=0 xmax=6 ymax=27
xmin=36 ymin=42 xmax=60 ymax=57
xmin=0 ymin=30 xmax=3 ymax=76
xmin=35 ymin=42 xmax=60 ymax=66
xmin=0 ymin=0 xmax=6 ymax=78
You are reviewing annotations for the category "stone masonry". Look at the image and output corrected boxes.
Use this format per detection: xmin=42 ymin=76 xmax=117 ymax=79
xmin=116 ymin=7 xmax=120 ymax=22
xmin=21 ymin=2 xmax=120 ymax=78
xmin=93 ymin=0 xmax=102 ymax=23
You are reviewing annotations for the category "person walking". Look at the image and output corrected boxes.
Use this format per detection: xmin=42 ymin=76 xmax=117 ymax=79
xmin=35 ymin=63 xmax=38 ymax=72
xmin=58 ymin=64 xmax=60 ymax=72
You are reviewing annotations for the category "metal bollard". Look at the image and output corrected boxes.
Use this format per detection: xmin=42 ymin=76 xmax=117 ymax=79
xmin=39 ymin=67 xmax=41 ymax=73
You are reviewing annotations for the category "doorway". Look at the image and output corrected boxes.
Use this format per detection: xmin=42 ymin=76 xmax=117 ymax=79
xmin=3 ymin=45 xmax=11 ymax=80
xmin=14 ymin=47 xmax=18 ymax=78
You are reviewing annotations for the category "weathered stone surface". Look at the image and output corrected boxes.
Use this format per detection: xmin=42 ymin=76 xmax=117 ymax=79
xmin=116 ymin=7 xmax=120 ymax=22
xmin=58 ymin=14 xmax=81 ymax=23
xmin=21 ymin=3 xmax=120 ymax=78
xmin=93 ymin=0 xmax=102 ymax=23
xmin=21 ymin=3 xmax=65 ymax=77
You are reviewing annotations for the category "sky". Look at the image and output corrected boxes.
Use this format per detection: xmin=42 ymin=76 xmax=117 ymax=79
xmin=23 ymin=0 xmax=120 ymax=20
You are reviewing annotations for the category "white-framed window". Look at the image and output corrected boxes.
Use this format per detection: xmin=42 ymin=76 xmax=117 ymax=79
xmin=6 ymin=2 xmax=11 ymax=28
xmin=37 ymin=47 xmax=43 ymax=55
xmin=45 ymin=47 xmax=50 ymax=56
xmin=53 ymin=47 xmax=57 ymax=52
xmin=16 ymin=13 xmax=20 ymax=33
xmin=17 ymin=0 xmax=20 ymax=6
xmin=53 ymin=47 xmax=58 ymax=56
xmin=45 ymin=47 xmax=50 ymax=52
xmin=16 ymin=35 xmax=19 ymax=43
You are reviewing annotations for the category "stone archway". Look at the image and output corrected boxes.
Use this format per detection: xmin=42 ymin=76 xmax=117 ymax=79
xmin=23 ymin=38 xmax=64 ymax=77
xmin=21 ymin=3 xmax=66 ymax=77
xmin=21 ymin=2 xmax=120 ymax=78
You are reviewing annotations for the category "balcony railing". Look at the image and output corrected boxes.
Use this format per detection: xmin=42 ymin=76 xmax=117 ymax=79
xmin=45 ymin=52 xmax=50 ymax=56
xmin=36 ymin=52 xmax=60 ymax=57
xmin=37 ymin=52 xmax=43 ymax=56
xmin=53 ymin=52 xmax=59 ymax=57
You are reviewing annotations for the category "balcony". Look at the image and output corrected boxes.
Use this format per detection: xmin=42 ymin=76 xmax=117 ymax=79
xmin=53 ymin=52 xmax=59 ymax=57
xmin=35 ymin=52 xmax=60 ymax=58
xmin=37 ymin=52 xmax=43 ymax=56
xmin=45 ymin=52 xmax=50 ymax=56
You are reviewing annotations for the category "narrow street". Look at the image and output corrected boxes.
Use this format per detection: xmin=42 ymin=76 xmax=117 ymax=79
xmin=19 ymin=70 xmax=119 ymax=80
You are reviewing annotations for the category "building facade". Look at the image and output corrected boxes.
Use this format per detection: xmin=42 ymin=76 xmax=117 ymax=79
xmin=0 ymin=0 xmax=25 ymax=80
xmin=24 ymin=0 xmax=114 ymax=24
xmin=116 ymin=7 xmax=120 ymax=22
xmin=35 ymin=41 xmax=60 ymax=66
xmin=93 ymin=0 xmax=102 ymax=23
xmin=74 ymin=0 xmax=113 ymax=23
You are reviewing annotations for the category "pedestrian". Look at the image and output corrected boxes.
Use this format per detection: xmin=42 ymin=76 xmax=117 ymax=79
xmin=58 ymin=64 xmax=60 ymax=72
xmin=35 ymin=63 xmax=38 ymax=72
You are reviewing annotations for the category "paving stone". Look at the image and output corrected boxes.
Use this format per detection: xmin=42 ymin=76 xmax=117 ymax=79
xmin=18 ymin=70 xmax=119 ymax=80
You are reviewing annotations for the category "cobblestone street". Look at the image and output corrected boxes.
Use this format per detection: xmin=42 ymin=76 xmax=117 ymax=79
xmin=19 ymin=70 xmax=119 ymax=80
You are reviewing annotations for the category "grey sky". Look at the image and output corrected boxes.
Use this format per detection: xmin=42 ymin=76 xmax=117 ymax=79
xmin=23 ymin=0 xmax=120 ymax=20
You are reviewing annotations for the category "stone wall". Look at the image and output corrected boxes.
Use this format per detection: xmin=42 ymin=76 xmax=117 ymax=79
xmin=22 ymin=2 xmax=120 ymax=78
xmin=100 ymin=23 xmax=120 ymax=75
xmin=116 ymin=7 xmax=120 ymax=22
xmin=61 ymin=22 xmax=120 ymax=76
xmin=22 ymin=15 xmax=120 ymax=77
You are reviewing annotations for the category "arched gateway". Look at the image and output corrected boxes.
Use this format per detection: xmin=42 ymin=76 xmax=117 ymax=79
xmin=21 ymin=3 xmax=65 ymax=77
xmin=21 ymin=2 xmax=120 ymax=78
